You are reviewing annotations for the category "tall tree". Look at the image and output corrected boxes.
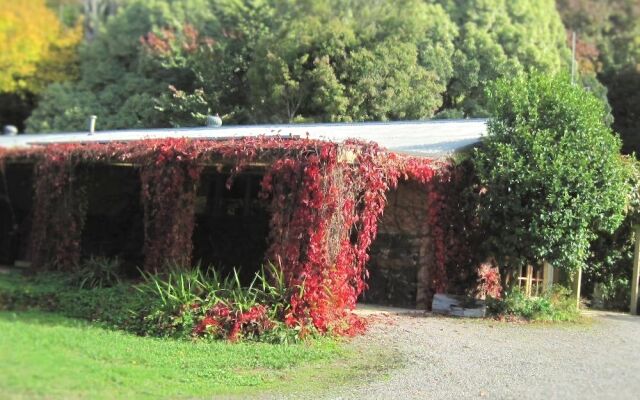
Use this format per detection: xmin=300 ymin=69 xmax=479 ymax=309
xmin=28 ymin=0 xmax=218 ymax=132
xmin=29 ymin=0 xmax=458 ymax=130
xmin=433 ymin=0 xmax=571 ymax=117
xmin=0 ymin=0 xmax=81 ymax=131
xmin=557 ymin=0 xmax=640 ymax=154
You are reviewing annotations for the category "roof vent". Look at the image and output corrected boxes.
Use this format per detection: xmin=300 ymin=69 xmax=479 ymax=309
xmin=3 ymin=125 xmax=18 ymax=136
xmin=206 ymin=114 xmax=222 ymax=128
xmin=88 ymin=115 xmax=97 ymax=134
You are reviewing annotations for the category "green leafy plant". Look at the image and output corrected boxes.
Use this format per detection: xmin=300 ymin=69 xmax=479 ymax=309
xmin=487 ymin=286 xmax=580 ymax=322
xmin=137 ymin=262 xmax=299 ymax=342
xmin=474 ymin=73 xmax=631 ymax=274
xmin=69 ymin=256 xmax=122 ymax=289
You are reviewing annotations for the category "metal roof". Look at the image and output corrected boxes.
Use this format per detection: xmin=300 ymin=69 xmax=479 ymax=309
xmin=0 ymin=119 xmax=487 ymax=157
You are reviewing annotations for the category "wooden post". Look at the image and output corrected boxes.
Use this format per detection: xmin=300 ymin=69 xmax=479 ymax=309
xmin=543 ymin=261 xmax=554 ymax=291
xmin=212 ymin=173 xmax=224 ymax=217
xmin=243 ymin=176 xmax=252 ymax=217
xmin=630 ymin=225 xmax=640 ymax=315
xmin=572 ymin=267 xmax=582 ymax=309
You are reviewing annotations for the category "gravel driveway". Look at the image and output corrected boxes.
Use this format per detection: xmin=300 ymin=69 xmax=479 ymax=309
xmin=327 ymin=307 xmax=640 ymax=400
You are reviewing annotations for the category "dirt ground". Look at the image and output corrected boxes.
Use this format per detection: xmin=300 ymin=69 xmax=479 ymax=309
xmin=326 ymin=306 xmax=640 ymax=400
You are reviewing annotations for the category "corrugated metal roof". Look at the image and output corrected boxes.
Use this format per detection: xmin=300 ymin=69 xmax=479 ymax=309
xmin=0 ymin=119 xmax=487 ymax=157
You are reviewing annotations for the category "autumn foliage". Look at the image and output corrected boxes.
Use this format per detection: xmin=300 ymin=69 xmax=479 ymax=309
xmin=0 ymin=136 xmax=452 ymax=333
xmin=0 ymin=0 xmax=81 ymax=94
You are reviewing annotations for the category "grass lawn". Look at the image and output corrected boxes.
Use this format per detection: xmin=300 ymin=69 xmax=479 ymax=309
xmin=0 ymin=310 xmax=385 ymax=399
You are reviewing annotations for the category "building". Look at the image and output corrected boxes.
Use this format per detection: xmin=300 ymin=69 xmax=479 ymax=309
xmin=0 ymin=120 xmax=487 ymax=329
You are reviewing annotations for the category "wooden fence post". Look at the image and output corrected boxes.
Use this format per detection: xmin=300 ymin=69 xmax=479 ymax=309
xmin=572 ymin=267 xmax=582 ymax=309
xmin=630 ymin=225 xmax=640 ymax=315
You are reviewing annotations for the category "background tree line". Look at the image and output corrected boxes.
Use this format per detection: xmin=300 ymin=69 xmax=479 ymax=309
xmin=2 ymin=0 xmax=569 ymax=129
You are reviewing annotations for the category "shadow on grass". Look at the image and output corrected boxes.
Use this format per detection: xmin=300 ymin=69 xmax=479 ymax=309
xmin=0 ymin=310 xmax=91 ymax=329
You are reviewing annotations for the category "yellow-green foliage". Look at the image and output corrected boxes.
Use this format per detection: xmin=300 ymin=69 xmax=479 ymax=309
xmin=0 ymin=0 xmax=81 ymax=93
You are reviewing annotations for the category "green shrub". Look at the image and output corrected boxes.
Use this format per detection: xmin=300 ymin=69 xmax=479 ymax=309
xmin=584 ymin=156 xmax=640 ymax=311
xmin=487 ymin=286 xmax=580 ymax=322
xmin=137 ymin=263 xmax=301 ymax=342
xmin=474 ymin=73 xmax=631 ymax=274
xmin=69 ymin=256 xmax=122 ymax=289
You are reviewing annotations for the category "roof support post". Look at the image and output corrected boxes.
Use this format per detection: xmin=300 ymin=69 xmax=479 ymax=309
xmin=571 ymin=267 xmax=582 ymax=309
xmin=630 ymin=225 xmax=640 ymax=315
xmin=543 ymin=261 xmax=554 ymax=292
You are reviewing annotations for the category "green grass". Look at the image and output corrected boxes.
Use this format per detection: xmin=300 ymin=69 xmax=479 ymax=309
xmin=0 ymin=311 xmax=381 ymax=399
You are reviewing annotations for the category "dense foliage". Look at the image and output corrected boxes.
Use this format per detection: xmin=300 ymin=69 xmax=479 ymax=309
xmin=25 ymin=0 xmax=572 ymax=132
xmin=0 ymin=0 xmax=81 ymax=131
xmin=437 ymin=0 xmax=571 ymax=116
xmin=474 ymin=73 xmax=631 ymax=272
xmin=583 ymin=156 xmax=640 ymax=310
xmin=557 ymin=0 xmax=640 ymax=154
xmin=486 ymin=286 xmax=580 ymax=322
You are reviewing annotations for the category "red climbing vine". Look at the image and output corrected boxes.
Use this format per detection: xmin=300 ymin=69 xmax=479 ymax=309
xmin=0 ymin=136 xmax=454 ymax=334
xmin=29 ymin=146 xmax=88 ymax=270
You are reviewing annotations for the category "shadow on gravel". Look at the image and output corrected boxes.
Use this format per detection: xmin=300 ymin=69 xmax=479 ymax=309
xmin=594 ymin=312 xmax=640 ymax=323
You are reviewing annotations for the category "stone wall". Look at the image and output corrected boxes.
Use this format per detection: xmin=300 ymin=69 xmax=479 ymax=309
xmin=363 ymin=181 xmax=434 ymax=309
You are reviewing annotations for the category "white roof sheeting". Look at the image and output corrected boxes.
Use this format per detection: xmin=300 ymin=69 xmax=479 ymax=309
xmin=0 ymin=119 xmax=487 ymax=157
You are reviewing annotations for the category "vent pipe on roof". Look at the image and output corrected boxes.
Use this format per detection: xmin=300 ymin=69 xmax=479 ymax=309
xmin=88 ymin=115 xmax=97 ymax=134
xmin=3 ymin=125 xmax=18 ymax=136
xmin=206 ymin=114 xmax=222 ymax=128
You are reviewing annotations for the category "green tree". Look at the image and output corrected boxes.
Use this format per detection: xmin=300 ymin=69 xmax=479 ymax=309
xmin=28 ymin=0 xmax=458 ymax=130
xmin=245 ymin=0 xmax=456 ymax=123
xmin=28 ymin=0 xmax=218 ymax=132
xmin=557 ymin=0 xmax=640 ymax=155
xmin=433 ymin=0 xmax=571 ymax=116
xmin=474 ymin=73 xmax=630 ymax=272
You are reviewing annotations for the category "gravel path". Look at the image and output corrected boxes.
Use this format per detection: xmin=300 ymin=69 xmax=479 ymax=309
xmin=327 ymin=308 xmax=640 ymax=400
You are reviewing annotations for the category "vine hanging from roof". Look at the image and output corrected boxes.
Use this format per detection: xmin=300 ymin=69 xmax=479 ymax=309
xmin=0 ymin=136 xmax=451 ymax=334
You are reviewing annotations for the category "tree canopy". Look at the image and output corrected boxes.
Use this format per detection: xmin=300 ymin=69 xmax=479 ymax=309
xmin=434 ymin=0 xmax=571 ymax=116
xmin=557 ymin=0 xmax=640 ymax=154
xmin=474 ymin=73 xmax=631 ymax=272
xmin=27 ymin=0 xmax=573 ymax=132
xmin=0 ymin=0 xmax=81 ymax=94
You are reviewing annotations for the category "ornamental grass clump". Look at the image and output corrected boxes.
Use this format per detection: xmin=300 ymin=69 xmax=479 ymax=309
xmin=137 ymin=263 xmax=304 ymax=342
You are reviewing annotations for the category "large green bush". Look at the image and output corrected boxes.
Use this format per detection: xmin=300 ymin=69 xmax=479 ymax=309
xmin=474 ymin=73 xmax=631 ymax=273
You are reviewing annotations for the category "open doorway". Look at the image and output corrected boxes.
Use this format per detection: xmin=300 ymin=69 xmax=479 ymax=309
xmin=81 ymin=164 xmax=145 ymax=274
xmin=360 ymin=180 xmax=432 ymax=309
xmin=0 ymin=163 xmax=34 ymax=266
xmin=192 ymin=169 xmax=270 ymax=285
